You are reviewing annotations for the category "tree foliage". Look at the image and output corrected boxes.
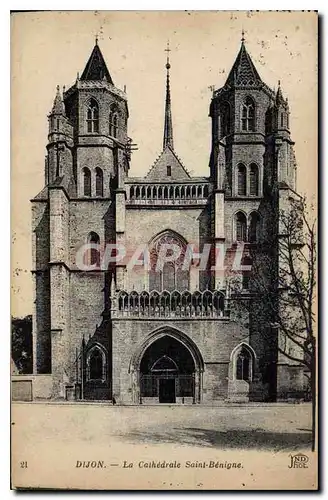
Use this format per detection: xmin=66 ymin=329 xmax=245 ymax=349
xmin=11 ymin=315 xmax=33 ymax=374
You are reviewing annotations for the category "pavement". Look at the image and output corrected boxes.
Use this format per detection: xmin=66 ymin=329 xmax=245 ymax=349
xmin=12 ymin=402 xmax=312 ymax=451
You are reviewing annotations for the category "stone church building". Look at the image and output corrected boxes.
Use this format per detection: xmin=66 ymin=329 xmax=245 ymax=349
xmin=31 ymin=37 xmax=305 ymax=403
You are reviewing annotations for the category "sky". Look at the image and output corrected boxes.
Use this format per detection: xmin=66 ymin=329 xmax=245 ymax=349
xmin=11 ymin=11 xmax=318 ymax=317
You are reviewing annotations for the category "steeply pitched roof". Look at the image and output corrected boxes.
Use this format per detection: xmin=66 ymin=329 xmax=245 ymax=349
xmin=80 ymin=42 xmax=113 ymax=83
xmin=51 ymin=85 xmax=65 ymax=115
xmin=145 ymin=146 xmax=190 ymax=182
xmin=224 ymin=41 xmax=263 ymax=87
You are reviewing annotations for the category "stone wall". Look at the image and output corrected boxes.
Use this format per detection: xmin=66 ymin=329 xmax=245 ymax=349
xmin=111 ymin=318 xmax=251 ymax=404
xmin=124 ymin=206 xmax=211 ymax=291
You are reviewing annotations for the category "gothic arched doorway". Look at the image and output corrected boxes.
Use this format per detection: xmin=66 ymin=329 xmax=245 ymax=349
xmin=130 ymin=329 xmax=204 ymax=404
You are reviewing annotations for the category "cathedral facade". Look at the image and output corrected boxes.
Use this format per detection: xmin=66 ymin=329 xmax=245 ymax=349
xmin=31 ymin=37 xmax=305 ymax=403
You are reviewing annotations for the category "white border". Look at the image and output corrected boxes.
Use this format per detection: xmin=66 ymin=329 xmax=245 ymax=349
xmin=3 ymin=3 xmax=325 ymax=498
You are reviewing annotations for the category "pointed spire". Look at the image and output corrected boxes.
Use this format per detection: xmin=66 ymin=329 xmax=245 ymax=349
xmin=163 ymin=41 xmax=174 ymax=150
xmin=81 ymin=42 xmax=113 ymax=83
xmin=224 ymin=38 xmax=263 ymax=88
xmin=51 ymin=85 xmax=65 ymax=115
xmin=276 ymin=79 xmax=284 ymax=105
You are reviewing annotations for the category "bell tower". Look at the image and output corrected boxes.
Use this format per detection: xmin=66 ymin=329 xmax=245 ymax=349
xmin=209 ymin=33 xmax=274 ymax=197
xmin=62 ymin=39 xmax=130 ymax=198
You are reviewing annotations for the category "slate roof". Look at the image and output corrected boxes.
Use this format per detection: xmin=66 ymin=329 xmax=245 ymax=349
xmin=224 ymin=41 xmax=263 ymax=87
xmin=80 ymin=42 xmax=113 ymax=84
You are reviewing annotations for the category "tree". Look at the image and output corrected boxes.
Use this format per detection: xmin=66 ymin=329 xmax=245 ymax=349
xmin=228 ymin=196 xmax=316 ymax=450
xmin=11 ymin=315 xmax=33 ymax=374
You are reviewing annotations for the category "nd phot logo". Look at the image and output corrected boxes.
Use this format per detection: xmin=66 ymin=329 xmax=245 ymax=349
xmin=288 ymin=453 xmax=309 ymax=469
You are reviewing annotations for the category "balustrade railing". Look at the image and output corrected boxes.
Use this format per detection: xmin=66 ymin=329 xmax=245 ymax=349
xmin=126 ymin=183 xmax=211 ymax=203
xmin=111 ymin=289 xmax=227 ymax=318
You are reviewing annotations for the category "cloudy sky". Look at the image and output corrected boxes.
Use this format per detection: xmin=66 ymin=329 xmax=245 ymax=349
xmin=11 ymin=11 xmax=317 ymax=317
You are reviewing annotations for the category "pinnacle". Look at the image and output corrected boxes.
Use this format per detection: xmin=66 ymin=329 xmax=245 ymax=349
xmin=51 ymin=85 xmax=65 ymax=115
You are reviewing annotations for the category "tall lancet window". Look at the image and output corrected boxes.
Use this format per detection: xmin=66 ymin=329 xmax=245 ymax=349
xmin=235 ymin=345 xmax=254 ymax=381
xmin=83 ymin=167 xmax=91 ymax=196
xmin=87 ymin=231 xmax=100 ymax=267
xmin=95 ymin=168 xmax=104 ymax=197
xmin=237 ymin=164 xmax=247 ymax=196
xmin=235 ymin=212 xmax=247 ymax=242
xmin=241 ymin=97 xmax=255 ymax=132
xmin=249 ymin=164 xmax=259 ymax=196
xmin=109 ymin=108 xmax=118 ymax=138
xmin=86 ymin=99 xmax=99 ymax=133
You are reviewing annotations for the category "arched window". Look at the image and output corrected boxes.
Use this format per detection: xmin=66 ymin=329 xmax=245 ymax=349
xmin=237 ymin=164 xmax=247 ymax=196
xmin=109 ymin=109 xmax=118 ymax=138
xmin=249 ymin=164 xmax=259 ymax=196
xmin=280 ymin=113 xmax=284 ymax=128
xmin=220 ymin=101 xmax=231 ymax=138
xmin=83 ymin=167 xmax=91 ymax=196
xmin=249 ymin=212 xmax=261 ymax=243
xmin=235 ymin=212 xmax=247 ymax=242
xmin=241 ymin=97 xmax=255 ymax=132
xmin=149 ymin=231 xmax=189 ymax=292
xmin=87 ymin=231 xmax=100 ymax=267
xmin=235 ymin=346 xmax=253 ymax=381
xmin=95 ymin=168 xmax=103 ymax=197
xmin=86 ymin=99 xmax=99 ymax=133
xmin=87 ymin=345 xmax=106 ymax=381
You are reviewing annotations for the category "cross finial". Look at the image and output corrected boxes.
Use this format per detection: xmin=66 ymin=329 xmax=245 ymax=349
xmin=278 ymin=79 xmax=281 ymax=86
xmin=241 ymin=29 xmax=245 ymax=44
xmin=165 ymin=40 xmax=171 ymax=69
xmin=95 ymin=33 xmax=98 ymax=45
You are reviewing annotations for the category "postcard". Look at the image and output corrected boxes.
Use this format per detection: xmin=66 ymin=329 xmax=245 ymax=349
xmin=11 ymin=10 xmax=318 ymax=490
